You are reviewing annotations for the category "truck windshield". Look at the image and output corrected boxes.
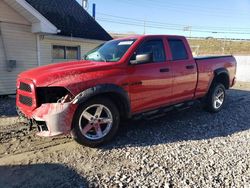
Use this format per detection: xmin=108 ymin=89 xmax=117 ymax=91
xmin=84 ymin=39 xmax=136 ymax=62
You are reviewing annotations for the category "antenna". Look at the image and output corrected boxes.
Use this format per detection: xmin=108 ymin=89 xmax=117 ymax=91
xmin=82 ymin=0 xmax=88 ymax=9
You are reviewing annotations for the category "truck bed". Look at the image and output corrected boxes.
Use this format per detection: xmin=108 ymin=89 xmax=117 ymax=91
xmin=194 ymin=55 xmax=236 ymax=99
xmin=194 ymin=55 xmax=233 ymax=60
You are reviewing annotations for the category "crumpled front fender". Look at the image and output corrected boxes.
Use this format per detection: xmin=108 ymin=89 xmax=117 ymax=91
xmin=32 ymin=102 xmax=77 ymax=137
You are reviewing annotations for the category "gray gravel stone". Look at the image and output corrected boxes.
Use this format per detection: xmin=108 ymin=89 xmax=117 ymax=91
xmin=1 ymin=83 xmax=250 ymax=187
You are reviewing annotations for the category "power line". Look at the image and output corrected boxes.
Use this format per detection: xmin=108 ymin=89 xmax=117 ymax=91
xmin=98 ymin=12 xmax=250 ymax=32
xmin=125 ymin=0 xmax=250 ymax=15
xmin=97 ymin=12 xmax=250 ymax=33
xmin=115 ymin=0 xmax=250 ymax=19
xmin=97 ymin=17 xmax=250 ymax=35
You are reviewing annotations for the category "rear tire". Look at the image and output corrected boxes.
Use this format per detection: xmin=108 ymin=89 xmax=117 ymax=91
xmin=71 ymin=97 xmax=120 ymax=147
xmin=204 ymin=83 xmax=226 ymax=113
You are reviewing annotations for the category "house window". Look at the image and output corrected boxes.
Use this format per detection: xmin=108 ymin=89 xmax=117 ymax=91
xmin=52 ymin=45 xmax=80 ymax=59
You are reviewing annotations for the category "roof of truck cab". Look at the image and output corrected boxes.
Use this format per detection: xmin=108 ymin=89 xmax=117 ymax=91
xmin=114 ymin=35 xmax=186 ymax=41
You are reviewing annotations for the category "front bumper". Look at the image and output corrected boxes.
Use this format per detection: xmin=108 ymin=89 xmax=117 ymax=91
xmin=20 ymin=102 xmax=77 ymax=137
xmin=16 ymin=77 xmax=78 ymax=137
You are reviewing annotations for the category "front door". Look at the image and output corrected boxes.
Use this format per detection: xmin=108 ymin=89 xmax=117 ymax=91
xmin=127 ymin=38 xmax=173 ymax=113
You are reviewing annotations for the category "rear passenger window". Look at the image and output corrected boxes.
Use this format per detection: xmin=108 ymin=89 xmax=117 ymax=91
xmin=168 ymin=39 xmax=188 ymax=60
xmin=136 ymin=40 xmax=166 ymax=62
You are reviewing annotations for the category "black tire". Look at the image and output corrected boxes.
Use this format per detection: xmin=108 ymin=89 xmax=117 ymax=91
xmin=71 ymin=97 xmax=120 ymax=147
xmin=204 ymin=82 xmax=226 ymax=113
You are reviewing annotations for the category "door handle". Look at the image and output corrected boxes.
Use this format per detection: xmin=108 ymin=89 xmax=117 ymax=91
xmin=186 ymin=65 xmax=195 ymax=69
xmin=160 ymin=68 xmax=170 ymax=73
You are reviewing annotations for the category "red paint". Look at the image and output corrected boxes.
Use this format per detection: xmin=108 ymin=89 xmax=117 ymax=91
xmin=16 ymin=35 xmax=237 ymax=136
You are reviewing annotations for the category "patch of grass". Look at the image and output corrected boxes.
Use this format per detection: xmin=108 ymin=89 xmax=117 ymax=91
xmin=188 ymin=39 xmax=250 ymax=56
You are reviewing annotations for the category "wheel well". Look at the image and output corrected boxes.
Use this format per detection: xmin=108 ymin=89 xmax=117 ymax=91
xmin=85 ymin=92 xmax=130 ymax=120
xmin=214 ymin=73 xmax=230 ymax=89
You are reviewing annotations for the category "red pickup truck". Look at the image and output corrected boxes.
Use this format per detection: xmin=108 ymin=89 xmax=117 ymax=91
xmin=16 ymin=35 xmax=237 ymax=147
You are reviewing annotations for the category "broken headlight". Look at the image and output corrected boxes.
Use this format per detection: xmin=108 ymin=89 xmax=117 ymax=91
xmin=36 ymin=87 xmax=73 ymax=106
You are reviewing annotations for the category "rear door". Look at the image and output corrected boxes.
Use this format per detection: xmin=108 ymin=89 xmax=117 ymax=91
xmin=127 ymin=38 xmax=173 ymax=113
xmin=167 ymin=37 xmax=197 ymax=103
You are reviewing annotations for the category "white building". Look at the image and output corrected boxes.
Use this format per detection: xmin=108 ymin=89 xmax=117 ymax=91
xmin=0 ymin=0 xmax=112 ymax=95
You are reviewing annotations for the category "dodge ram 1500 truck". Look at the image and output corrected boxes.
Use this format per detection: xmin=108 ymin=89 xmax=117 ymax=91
xmin=16 ymin=35 xmax=237 ymax=147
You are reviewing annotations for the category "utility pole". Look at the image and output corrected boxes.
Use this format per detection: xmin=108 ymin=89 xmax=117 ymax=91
xmin=82 ymin=0 xmax=88 ymax=9
xmin=189 ymin=26 xmax=192 ymax=38
xmin=183 ymin=26 xmax=192 ymax=38
xmin=82 ymin=1 xmax=96 ymax=20
xmin=143 ymin=19 xmax=146 ymax=34
xmin=222 ymin=36 xmax=226 ymax=55
xmin=92 ymin=3 xmax=96 ymax=20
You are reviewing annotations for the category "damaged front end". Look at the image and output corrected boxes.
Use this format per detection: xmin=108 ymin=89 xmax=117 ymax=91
xmin=33 ymin=87 xmax=77 ymax=136
xmin=17 ymin=82 xmax=77 ymax=137
xmin=33 ymin=102 xmax=75 ymax=137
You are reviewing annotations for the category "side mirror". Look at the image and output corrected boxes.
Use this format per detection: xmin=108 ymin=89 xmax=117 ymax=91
xmin=130 ymin=53 xmax=152 ymax=64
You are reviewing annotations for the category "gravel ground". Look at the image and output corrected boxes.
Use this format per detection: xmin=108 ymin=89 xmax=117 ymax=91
xmin=0 ymin=82 xmax=250 ymax=187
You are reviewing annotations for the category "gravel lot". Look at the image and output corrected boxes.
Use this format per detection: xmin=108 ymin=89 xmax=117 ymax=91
xmin=0 ymin=82 xmax=250 ymax=187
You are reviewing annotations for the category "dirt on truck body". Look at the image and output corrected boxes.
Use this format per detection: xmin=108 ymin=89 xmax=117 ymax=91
xmin=16 ymin=35 xmax=236 ymax=147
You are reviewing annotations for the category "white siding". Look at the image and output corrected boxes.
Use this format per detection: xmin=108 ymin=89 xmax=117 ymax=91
xmin=40 ymin=38 xmax=102 ymax=65
xmin=0 ymin=22 xmax=37 ymax=95
xmin=0 ymin=0 xmax=107 ymax=95
xmin=235 ymin=56 xmax=250 ymax=82
xmin=0 ymin=0 xmax=30 ymax=25
xmin=0 ymin=31 xmax=6 ymax=85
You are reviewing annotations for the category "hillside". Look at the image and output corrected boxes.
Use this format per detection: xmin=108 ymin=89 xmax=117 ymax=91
xmin=111 ymin=33 xmax=250 ymax=56
xmin=188 ymin=38 xmax=250 ymax=56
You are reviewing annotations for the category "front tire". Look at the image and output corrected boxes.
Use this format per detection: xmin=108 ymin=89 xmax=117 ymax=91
xmin=204 ymin=83 xmax=226 ymax=113
xmin=71 ymin=97 xmax=120 ymax=147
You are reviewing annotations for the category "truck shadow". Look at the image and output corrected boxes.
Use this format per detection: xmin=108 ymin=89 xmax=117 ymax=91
xmin=0 ymin=163 xmax=87 ymax=188
xmin=103 ymin=88 xmax=250 ymax=149
xmin=0 ymin=95 xmax=17 ymax=117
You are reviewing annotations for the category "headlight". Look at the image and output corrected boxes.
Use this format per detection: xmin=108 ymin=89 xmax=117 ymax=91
xmin=36 ymin=87 xmax=73 ymax=106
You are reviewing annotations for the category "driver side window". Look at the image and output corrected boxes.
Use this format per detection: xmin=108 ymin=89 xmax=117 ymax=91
xmin=135 ymin=39 xmax=166 ymax=63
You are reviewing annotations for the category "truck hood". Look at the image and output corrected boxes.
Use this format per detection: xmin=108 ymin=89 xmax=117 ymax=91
xmin=18 ymin=60 xmax=111 ymax=87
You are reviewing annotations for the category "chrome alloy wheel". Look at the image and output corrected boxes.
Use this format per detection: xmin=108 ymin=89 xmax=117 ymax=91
xmin=213 ymin=87 xmax=225 ymax=109
xmin=79 ymin=104 xmax=113 ymax=140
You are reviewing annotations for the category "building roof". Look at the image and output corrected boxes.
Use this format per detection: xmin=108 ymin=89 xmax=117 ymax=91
xmin=25 ymin=0 xmax=112 ymax=41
